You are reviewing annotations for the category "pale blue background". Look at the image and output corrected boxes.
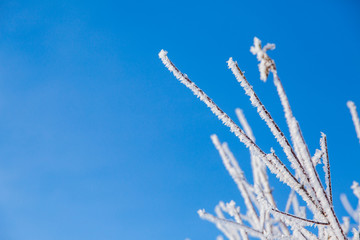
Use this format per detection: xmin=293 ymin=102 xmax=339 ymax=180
xmin=0 ymin=0 xmax=359 ymax=239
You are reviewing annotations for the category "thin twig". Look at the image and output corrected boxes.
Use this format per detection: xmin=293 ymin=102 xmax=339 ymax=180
xmin=271 ymin=208 xmax=329 ymax=226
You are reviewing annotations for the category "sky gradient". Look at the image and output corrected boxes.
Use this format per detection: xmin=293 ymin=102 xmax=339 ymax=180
xmin=0 ymin=0 xmax=360 ymax=239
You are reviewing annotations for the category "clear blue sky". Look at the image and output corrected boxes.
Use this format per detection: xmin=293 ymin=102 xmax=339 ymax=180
xmin=0 ymin=0 xmax=359 ymax=239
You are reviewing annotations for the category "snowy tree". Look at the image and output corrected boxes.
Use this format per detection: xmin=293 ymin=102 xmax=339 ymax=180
xmin=159 ymin=37 xmax=360 ymax=239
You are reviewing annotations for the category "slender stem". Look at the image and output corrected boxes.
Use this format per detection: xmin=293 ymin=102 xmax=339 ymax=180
xmin=271 ymin=208 xmax=329 ymax=226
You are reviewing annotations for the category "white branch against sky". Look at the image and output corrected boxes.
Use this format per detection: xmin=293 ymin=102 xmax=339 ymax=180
xmin=347 ymin=101 xmax=360 ymax=143
xmin=159 ymin=37 xmax=359 ymax=240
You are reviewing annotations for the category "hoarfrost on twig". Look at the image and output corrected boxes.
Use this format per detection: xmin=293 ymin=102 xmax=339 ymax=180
xmin=159 ymin=36 xmax=358 ymax=239
xmin=347 ymin=101 xmax=360 ymax=143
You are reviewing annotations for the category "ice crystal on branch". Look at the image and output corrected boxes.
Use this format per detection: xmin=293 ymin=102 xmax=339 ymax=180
xmin=159 ymin=37 xmax=358 ymax=239
xmin=347 ymin=101 xmax=360 ymax=143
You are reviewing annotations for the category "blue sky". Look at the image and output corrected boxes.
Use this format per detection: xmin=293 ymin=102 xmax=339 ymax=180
xmin=0 ymin=0 xmax=359 ymax=239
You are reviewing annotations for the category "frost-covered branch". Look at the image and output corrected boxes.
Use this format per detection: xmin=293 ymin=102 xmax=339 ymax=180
xmin=159 ymin=37 xmax=357 ymax=239
xmin=211 ymin=134 xmax=259 ymax=225
xmin=227 ymin=56 xmax=346 ymax=238
xmin=198 ymin=209 xmax=266 ymax=239
xmin=320 ymin=133 xmax=332 ymax=204
xmin=227 ymin=57 xmax=322 ymax=214
xmin=341 ymin=182 xmax=360 ymax=225
xmin=159 ymin=50 xmax=257 ymax=156
xmin=347 ymin=101 xmax=360 ymax=143
xmin=249 ymin=37 xmax=344 ymax=239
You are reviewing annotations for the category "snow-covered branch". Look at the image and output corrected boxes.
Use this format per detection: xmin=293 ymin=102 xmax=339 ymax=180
xmin=347 ymin=101 xmax=360 ymax=143
xmin=159 ymin=37 xmax=358 ymax=239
